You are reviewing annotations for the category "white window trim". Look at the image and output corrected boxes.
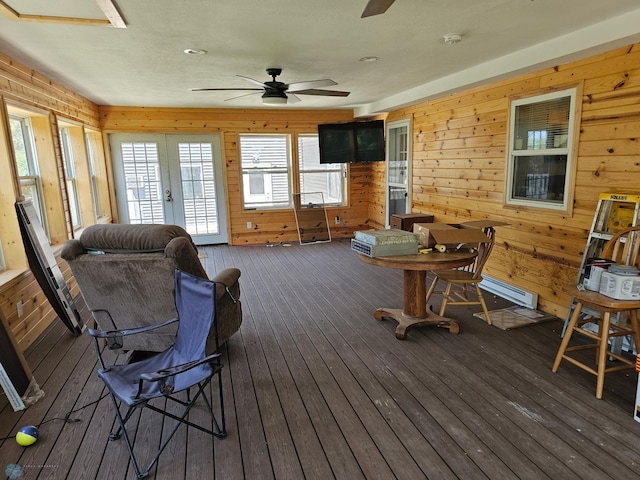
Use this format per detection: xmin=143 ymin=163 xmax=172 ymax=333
xmin=59 ymin=126 xmax=82 ymax=229
xmin=298 ymin=134 xmax=346 ymax=207
xmin=9 ymin=114 xmax=50 ymax=238
xmin=505 ymin=88 xmax=577 ymax=212
xmin=240 ymin=133 xmax=292 ymax=210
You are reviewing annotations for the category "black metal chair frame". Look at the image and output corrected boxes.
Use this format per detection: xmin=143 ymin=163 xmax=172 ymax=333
xmin=89 ymin=270 xmax=226 ymax=479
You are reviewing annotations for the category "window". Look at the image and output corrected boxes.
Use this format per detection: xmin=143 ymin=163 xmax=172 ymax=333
xmin=59 ymin=126 xmax=81 ymax=229
xmin=9 ymin=115 xmax=48 ymax=234
xmin=85 ymin=131 xmax=101 ymax=218
xmin=507 ymin=88 xmax=576 ymax=211
xmin=298 ymin=135 xmax=345 ymax=205
xmin=240 ymin=134 xmax=291 ymax=209
xmin=240 ymin=133 xmax=347 ymax=210
xmin=85 ymin=129 xmax=111 ymax=221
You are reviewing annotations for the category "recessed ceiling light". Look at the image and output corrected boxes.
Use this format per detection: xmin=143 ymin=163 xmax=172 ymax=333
xmin=359 ymin=56 xmax=379 ymax=62
xmin=443 ymin=33 xmax=462 ymax=45
xmin=184 ymin=48 xmax=207 ymax=55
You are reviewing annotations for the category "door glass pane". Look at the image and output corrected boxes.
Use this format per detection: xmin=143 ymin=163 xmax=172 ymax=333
xmin=120 ymin=142 xmax=165 ymax=224
xmin=389 ymin=186 xmax=407 ymax=216
xmin=388 ymin=125 xmax=408 ymax=185
xmin=387 ymin=122 xmax=410 ymax=223
xmin=178 ymin=142 xmax=219 ymax=235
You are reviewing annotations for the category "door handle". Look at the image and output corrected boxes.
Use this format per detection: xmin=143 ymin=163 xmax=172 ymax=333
xmin=165 ymin=190 xmax=173 ymax=202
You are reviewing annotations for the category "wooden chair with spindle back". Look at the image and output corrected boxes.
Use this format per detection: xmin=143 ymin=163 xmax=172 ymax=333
xmin=552 ymin=225 xmax=640 ymax=398
xmin=425 ymin=227 xmax=495 ymax=325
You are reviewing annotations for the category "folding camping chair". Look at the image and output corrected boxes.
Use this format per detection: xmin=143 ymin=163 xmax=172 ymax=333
xmin=89 ymin=269 xmax=226 ymax=479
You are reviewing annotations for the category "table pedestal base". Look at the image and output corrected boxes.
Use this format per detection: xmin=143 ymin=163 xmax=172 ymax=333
xmin=374 ymin=307 xmax=460 ymax=339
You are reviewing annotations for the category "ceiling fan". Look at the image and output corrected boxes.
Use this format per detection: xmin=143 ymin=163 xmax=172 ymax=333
xmin=190 ymin=68 xmax=350 ymax=105
xmin=361 ymin=0 xmax=396 ymax=17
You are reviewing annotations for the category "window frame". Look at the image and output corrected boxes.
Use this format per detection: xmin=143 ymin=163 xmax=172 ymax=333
xmin=239 ymin=132 xmax=348 ymax=211
xmin=9 ymin=113 xmax=50 ymax=237
xmin=59 ymin=125 xmax=82 ymax=230
xmin=240 ymin=133 xmax=293 ymax=210
xmin=297 ymin=133 xmax=346 ymax=207
xmin=85 ymin=130 xmax=101 ymax=218
xmin=505 ymin=87 xmax=579 ymax=213
xmin=84 ymin=128 xmax=112 ymax=222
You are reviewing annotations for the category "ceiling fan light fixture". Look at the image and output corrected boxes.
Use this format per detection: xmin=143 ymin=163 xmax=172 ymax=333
xmin=261 ymin=92 xmax=288 ymax=105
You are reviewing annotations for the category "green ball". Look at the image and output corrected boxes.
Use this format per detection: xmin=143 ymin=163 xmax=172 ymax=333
xmin=16 ymin=425 xmax=38 ymax=446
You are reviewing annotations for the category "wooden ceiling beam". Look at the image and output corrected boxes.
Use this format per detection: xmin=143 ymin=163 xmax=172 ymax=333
xmin=0 ymin=0 xmax=126 ymax=28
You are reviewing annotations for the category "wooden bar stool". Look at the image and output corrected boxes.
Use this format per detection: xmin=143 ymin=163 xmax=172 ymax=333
xmin=552 ymin=226 xmax=640 ymax=398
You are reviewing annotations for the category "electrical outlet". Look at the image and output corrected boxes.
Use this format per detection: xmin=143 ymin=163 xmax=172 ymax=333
xmin=247 ymin=221 xmax=252 ymax=229
xmin=17 ymin=300 xmax=23 ymax=318
xmin=335 ymin=216 xmax=340 ymax=225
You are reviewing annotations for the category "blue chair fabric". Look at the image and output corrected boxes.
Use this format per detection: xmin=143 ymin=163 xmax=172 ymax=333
xmin=89 ymin=269 xmax=226 ymax=479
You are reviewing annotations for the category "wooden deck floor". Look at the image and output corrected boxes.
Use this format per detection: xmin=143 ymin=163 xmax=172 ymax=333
xmin=2 ymin=240 xmax=640 ymax=479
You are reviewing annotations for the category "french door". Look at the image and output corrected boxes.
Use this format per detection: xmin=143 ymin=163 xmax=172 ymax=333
xmin=386 ymin=119 xmax=411 ymax=227
xmin=109 ymin=133 xmax=228 ymax=245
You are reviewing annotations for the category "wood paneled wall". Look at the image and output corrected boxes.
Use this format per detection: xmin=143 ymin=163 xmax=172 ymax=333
xmin=0 ymin=53 xmax=100 ymax=128
xmin=379 ymin=44 xmax=640 ymax=319
xmin=4 ymin=40 xmax=640 ymax=349
xmin=99 ymin=107 xmax=373 ymax=244
xmin=0 ymin=53 xmax=99 ymax=351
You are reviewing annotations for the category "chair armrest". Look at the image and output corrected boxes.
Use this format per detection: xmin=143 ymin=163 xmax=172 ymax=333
xmin=212 ymin=267 xmax=240 ymax=288
xmin=87 ymin=317 xmax=178 ymax=339
xmin=212 ymin=268 xmax=241 ymax=302
xmin=138 ymin=352 xmax=222 ymax=395
xmin=140 ymin=352 xmax=222 ymax=383
xmin=61 ymin=239 xmax=85 ymax=261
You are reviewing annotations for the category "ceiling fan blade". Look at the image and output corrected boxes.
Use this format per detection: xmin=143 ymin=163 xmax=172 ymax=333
xmin=237 ymin=74 xmax=268 ymax=88
xmin=287 ymin=79 xmax=337 ymax=92
xmin=190 ymin=87 xmax=262 ymax=92
xmin=293 ymin=89 xmax=350 ymax=97
xmin=225 ymin=91 xmax=262 ymax=101
xmin=287 ymin=93 xmax=301 ymax=104
xmin=361 ymin=0 xmax=396 ymax=17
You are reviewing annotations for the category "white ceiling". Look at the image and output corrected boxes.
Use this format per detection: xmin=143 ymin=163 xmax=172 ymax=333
xmin=1 ymin=0 xmax=640 ymax=117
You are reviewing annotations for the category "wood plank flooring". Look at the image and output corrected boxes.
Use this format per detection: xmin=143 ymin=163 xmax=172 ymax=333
xmin=2 ymin=240 xmax=640 ymax=479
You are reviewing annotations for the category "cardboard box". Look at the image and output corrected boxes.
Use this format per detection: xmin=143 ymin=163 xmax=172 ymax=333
xmin=412 ymin=220 xmax=507 ymax=247
xmin=412 ymin=223 xmax=455 ymax=247
xmin=459 ymin=220 xmax=510 ymax=229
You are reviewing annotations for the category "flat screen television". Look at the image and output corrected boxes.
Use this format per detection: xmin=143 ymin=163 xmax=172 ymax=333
xmin=318 ymin=119 xmax=385 ymax=164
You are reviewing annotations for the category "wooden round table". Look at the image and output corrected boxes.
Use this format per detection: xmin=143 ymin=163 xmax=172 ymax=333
xmin=359 ymin=251 xmax=477 ymax=339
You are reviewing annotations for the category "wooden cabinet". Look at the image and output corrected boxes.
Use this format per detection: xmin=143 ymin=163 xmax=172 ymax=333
xmin=390 ymin=213 xmax=434 ymax=231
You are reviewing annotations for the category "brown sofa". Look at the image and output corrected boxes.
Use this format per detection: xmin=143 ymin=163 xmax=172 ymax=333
xmin=61 ymin=224 xmax=241 ymax=354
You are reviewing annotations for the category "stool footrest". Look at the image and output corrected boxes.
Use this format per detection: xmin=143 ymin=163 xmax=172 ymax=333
xmin=560 ymin=353 xmax=634 ymax=376
xmin=560 ymin=355 xmax=598 ymax=376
